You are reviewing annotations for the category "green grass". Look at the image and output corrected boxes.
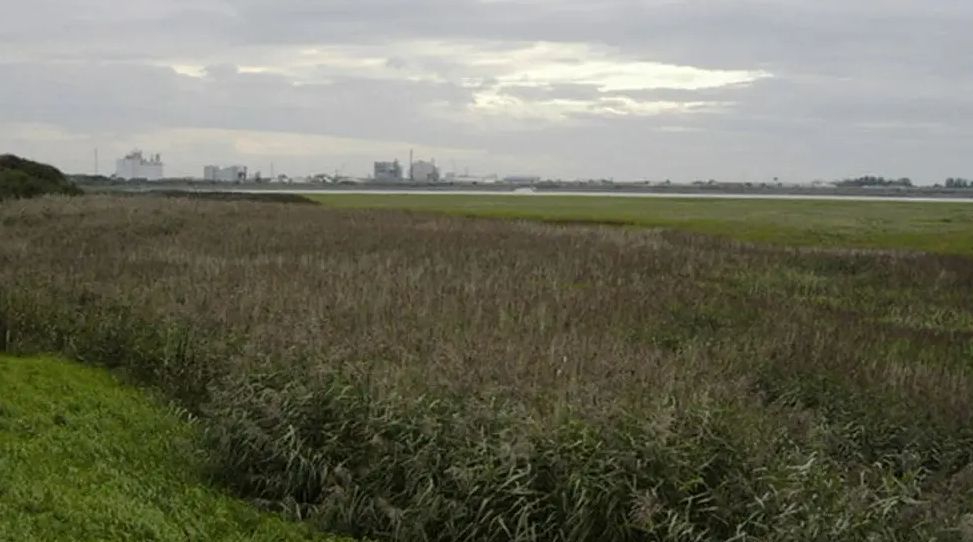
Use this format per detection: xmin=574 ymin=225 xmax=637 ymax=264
xmin=0 ymin=355 xmax=352 ymax=542
xmin=308 ymin=194 xmax=973 ymax=254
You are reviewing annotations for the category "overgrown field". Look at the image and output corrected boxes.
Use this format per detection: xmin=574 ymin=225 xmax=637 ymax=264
xmin=309 ymin=193 xmax=973 ymax=255
xmin=2 ymin=194 xmax=973 ymax=542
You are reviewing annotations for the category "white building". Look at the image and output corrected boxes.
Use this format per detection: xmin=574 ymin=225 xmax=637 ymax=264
xmin=203 ymin=165 xmax=248 ymax=182
xmin=411 ymin=160 xmax=439 ymax=182
xmin=115 ymin=150 xmax=164 ymax=180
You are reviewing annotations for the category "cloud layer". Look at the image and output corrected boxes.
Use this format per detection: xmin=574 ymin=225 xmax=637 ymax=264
xmin=2 ymin=0 xmax=971 ymax=182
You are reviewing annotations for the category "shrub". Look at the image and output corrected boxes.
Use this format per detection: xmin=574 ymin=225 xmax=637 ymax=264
xmin=0 ymin=154 xmax=83 ymax=201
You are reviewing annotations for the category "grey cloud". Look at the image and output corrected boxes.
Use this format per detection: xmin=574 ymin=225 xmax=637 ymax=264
xmin=222 ymin=0 xmax=973 ymax=78
xmin=204 ymin=64 xmax=243 ymax=80
xmin=10 ymin=0 xmax=973 ymax=81
xmin=584 ymin=73 xmax=973 ymax=136
xmin=0 ymin=62 xmax=477 ymax=145
xmin=498 ymin=84 xmax=606 ymax=102
xmin=384 ymin=57 xmax=408 ymax=70
xmin=488 ymin=73 xmax=973 ymax=144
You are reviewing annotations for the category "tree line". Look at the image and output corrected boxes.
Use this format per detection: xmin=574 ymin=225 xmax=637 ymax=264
xmin=834 ymin=175 xmax=973 ymax=188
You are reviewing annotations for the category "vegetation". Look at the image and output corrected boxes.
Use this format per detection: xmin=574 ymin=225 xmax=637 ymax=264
xmin=309 ymin=193 xmax=973 ymax=255
xmin=944 ymin=178 xmax=973 ymax=189
xmin=0 ymin=155 xmax=83 ymax=201
xmin=833 ymin=175 xmax=914 ymax=187
xmin=2 ymin=194 xmax=973 ymax=541
xmin=127 ymin=189 xmax=319 ymax=205
xmin=0 ymin=355 xmax=352 ymax=541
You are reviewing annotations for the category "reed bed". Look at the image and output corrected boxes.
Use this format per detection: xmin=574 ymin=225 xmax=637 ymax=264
xmin=1 ymin=194 xmax=972 ymax=541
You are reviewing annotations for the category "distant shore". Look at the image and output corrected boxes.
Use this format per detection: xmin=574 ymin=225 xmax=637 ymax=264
xmin=79 ymin=179 xmax=973 ymax=200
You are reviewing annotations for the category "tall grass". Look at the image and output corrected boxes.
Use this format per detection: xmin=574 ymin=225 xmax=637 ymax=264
xmin=1 ymin=194 xmax=972 ymax=541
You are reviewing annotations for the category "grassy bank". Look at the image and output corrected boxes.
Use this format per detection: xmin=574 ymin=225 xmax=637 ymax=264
xmin=308 ymin=193 xmax=973 ymax=255
xmin=0 ymin=355 xmax=351 ymax=542
xmin=2 ymin=195 xmax=973 ymax=541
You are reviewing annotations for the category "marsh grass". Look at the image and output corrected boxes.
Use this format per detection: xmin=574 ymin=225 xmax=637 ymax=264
xmin=309 ymin=193 xmax=973 ymax=255
xmin=1 ymin=195 xmax=973 ymax=541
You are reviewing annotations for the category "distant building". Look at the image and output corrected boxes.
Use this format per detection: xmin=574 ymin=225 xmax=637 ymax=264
xmin=444 ymin=173 xmax=494 ymax=184
xmin=203 ymin=165 xmax=248 ymax=182
xmin=374 ymin=160 xmax=403 ymax=181
xmin=502 ymin=175 xmax=541 ymax=184
xmin=115 ymin=150 xmax=164 ymax=180
xmin=411 ymin=160 xmax=439 ymax=182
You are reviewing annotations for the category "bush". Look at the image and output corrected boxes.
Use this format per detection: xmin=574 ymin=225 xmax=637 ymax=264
xmin=0 ymin=154 xmax=83 ymax=201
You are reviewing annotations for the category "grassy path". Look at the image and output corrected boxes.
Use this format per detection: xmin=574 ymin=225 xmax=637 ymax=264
xmin=0 ymin=355 xmax=351 ymax=542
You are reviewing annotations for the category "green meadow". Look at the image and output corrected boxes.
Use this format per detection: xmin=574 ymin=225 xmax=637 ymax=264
xmin=308 ymin=193 xmax=973 ymax=255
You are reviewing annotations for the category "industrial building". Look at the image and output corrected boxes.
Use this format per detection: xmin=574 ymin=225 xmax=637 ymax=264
xmin=502 ymin=175 xmax=541 ymax=184
xmin=411 ymin=160 xmax=440 ymax=182
xmin=203 ymin=165 xmax=248 ymax=182
xmin=443 ymin=173 xmax=497 ymax=184
xmin=373 ymin=160 xmax=403 ymax=181
xmin=115 ymin=150 xmax=164 ymax=180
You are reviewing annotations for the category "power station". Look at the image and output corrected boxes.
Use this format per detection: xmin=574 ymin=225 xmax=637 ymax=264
xmin=114 ymin=150 xmax=164 ymax=180
xmin=373 ymin=151 xmax=442 ymax=182
xmin=203 ymin=165 xmax=248 ymax=182
xmin=108 ymin=147 xmax=532 ymax=185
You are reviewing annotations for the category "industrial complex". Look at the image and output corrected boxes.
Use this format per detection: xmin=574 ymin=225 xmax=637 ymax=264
xmin=203 ymin=164 xmax=248 ymax=182
xmin=110 ymin=148 xmax=536 ymax=185
xmin=93 ymin=149 xmax=966 ymax=196
xmin=114 ymin=150 xmax=164 ymax=181
xmin=373 ymin=153 xmax=440 ymax=183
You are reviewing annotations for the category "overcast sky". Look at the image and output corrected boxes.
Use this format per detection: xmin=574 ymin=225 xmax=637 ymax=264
xmin=2 ymin=0 xmax=971 ymax=183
